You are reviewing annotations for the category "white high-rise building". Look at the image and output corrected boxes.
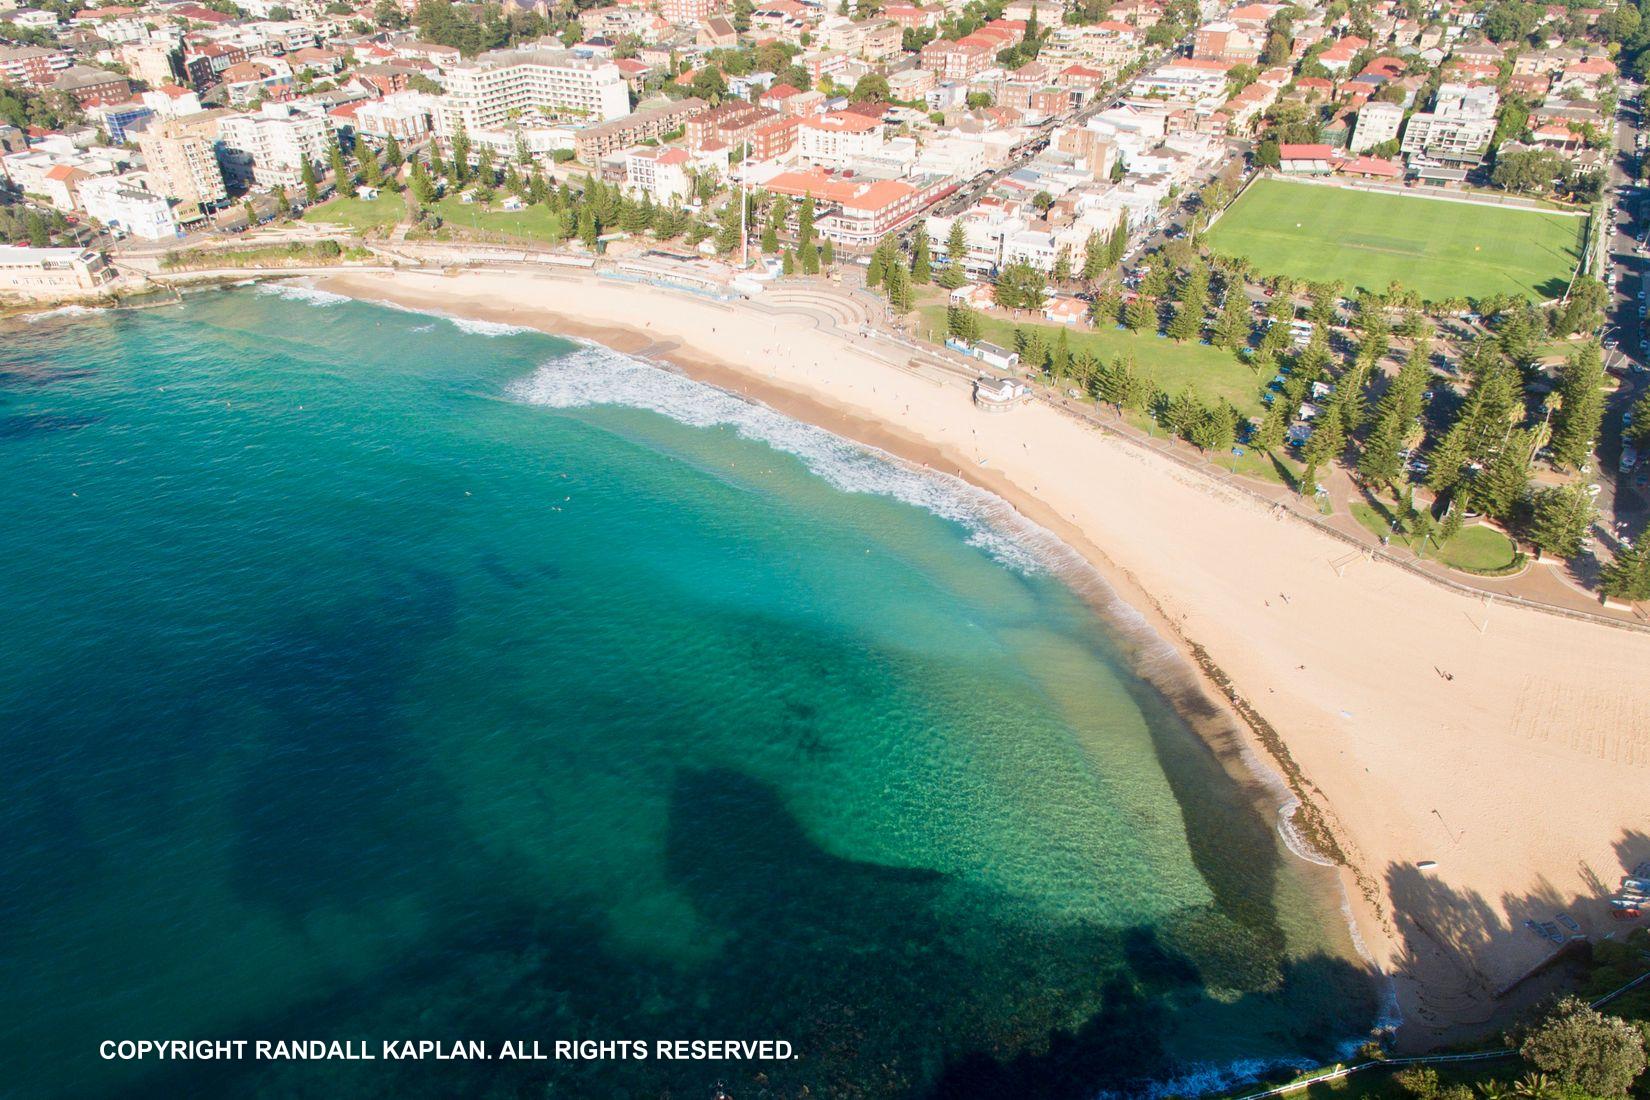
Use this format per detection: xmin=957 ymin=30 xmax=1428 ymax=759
xmin=1349 ymin=100 xmax=1404 ymax=153
xmin=216 ymin=102 xmax=336 ymax=188
xmin=435 ymin=49 xmax=631 ymax=138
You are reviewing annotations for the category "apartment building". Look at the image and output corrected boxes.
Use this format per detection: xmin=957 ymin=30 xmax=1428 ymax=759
xmin=1130 ymin=59 xmax=1231 ymax=104
xmin=437 ymin=50 xmax=631 ymax=136
xmin=1400 ymin=81 xmax=1498 ymax=164
xmin=920 ymin=39 xmax=994 ymax=81
xmin=685 ymin=101 xmax=777 ymax=153
xmin=183 ymin=43 xmax=248 ymax=91
xmin=573 ymin=96 xmax=705 ymax=162
xmin=1042 ymin=21 xmax=1144 ymax=75
xmin=750 ymin=114 xmax=801 ymax=160
xmin=216 ymin=101 xmax=336 ymax=188
xmin=797 ymin=110 xmax=884 ymax=168
xmin=79 ymin=174 xmax=180 ymax=239
xmin=661 ymin=0 xmax=721 ymax=23
xmin=353 ymin=91 xmax=438 ymax=140
xmin=120 ymin=42 xmax=182 ymax=87
xmin=1193 ymin=21 xmax=1261 ymax=64
xmin=137 ymin=114 xmax=230 ymax=208
xmin=0 ymin=45 xmax=71 ymax=88
xmin=1349 ymin=99 xmax=1404 ymax=152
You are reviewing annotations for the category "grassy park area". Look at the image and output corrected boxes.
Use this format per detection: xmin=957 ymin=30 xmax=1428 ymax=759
xmin=1351 ymin=501 xmax=1522 ymax=574
xmin=301 ymin=191 xmax=406 ymax=233
xmin=431 ymin=197 xmax=566 ymax=242
xmin=1205 ymin=179 xmax=1583 ymax=303
xmin=918 ymin=305 xmax=1266 ymax=415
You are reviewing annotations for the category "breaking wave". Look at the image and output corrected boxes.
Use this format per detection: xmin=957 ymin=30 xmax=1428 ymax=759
xmin=507 ymin=343 xmax=1074 ymax=574
xmin=445 ymin=315 xmax=534 ymax=337
xmin=24 ymin=304 xmax=109 ymax=323
xmin=254 ymin=283 xmax=350 ymax=306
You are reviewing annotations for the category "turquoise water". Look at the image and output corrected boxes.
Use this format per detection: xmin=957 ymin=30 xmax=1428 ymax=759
xmin=0 ymin=287 xmax=1377 ymax=1099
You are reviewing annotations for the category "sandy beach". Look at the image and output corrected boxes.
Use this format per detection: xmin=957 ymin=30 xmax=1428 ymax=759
xmin=320 ymin=265 xmax=1650 ymax=1046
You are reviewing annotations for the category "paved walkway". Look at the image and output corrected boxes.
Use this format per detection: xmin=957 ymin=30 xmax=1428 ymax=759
xmin=743 ymin=280 xmax=1650 ymax=631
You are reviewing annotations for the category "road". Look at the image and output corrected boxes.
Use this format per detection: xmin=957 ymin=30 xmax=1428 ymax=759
xmin=1600 ymin=80 xmax=1648 ymax=539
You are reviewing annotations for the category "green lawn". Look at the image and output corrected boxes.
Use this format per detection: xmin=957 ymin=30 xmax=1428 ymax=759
xmin=919 ymin=306 xmax=1266 ymax=415
xmin=1351 ymin=501 xmax=1520 ymax=573
xmin=1204 ymin=179 xmax=1583 ymax=303
xmin=432 ymin=196 xmax=565 ymax=242
xmin=301 ymin=191 xmax=406 ymax=232
xmin=1434 ymin=523 xmax=1521 ymax=573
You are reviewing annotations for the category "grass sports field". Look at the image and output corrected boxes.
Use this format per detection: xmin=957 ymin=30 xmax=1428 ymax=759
xmin=1204 ymin=179 xmax=1583 ymax=303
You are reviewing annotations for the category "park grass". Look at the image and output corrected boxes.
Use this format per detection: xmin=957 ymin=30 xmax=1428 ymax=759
xmin=1230 ymin=445 xmax=1305 ymax=488
xmin=432 ymin=196 xmax=566 ymax=242
xmin=1204 ymin=179 xmax=1583 ymax=303
xmin=1434 ymin=524 xmax=1521 ymax=573
xmin=917 ymin=305 xmax=1266 ymax=415
xmin=1352 ymin=501 xmax=1520 ymax=573
xmin=301 ymin=191 xmax=406 ymax=232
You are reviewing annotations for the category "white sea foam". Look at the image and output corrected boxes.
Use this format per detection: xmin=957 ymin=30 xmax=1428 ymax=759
xmin=447 ymin=315 xmax=534 ymax=337
xmin=1102 ymin=1056 xmax=1317 ymax=1100
xmin=255 ymin=283 xmax=350 ymax=306
xmin=508 ymin=344 xmax=1072 ymax=573
xmin=1276 ymin=796 xmax=1337 ymax=868
xmin=24 ymin=304 xmax=109 ymax=323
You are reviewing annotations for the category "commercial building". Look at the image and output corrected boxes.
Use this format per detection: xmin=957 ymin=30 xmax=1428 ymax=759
xmin=437 ymin=49 xmax=631 ymax=136
xmin=764 ymin=168 xmax=952 ymax=251
xmin=0 ymin=246 xmax=114 ymax=296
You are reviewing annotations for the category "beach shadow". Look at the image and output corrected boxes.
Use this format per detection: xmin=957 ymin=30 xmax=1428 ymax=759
xmin=1380 ymin=839 xmax=1650 ymax=1044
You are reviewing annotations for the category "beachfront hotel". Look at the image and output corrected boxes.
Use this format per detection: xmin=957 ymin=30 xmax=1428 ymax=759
xmin=435 ymin=49 xmax=632 ymax=136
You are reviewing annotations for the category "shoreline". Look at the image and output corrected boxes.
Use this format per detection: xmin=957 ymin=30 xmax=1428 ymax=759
xmin=308 ymin=267 xmax=1650 ymax=1049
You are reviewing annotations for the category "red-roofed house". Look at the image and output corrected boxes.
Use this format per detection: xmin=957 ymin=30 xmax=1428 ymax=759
xmin=1358 ymin=55 xmax=1406 ymax=80
xmin=1559 ymin=56 xmax=1615 ymax=90
xmin=1318 ymin=35 xmax=1369 ymax=73
xmin=173 ymin=4 xmax=235 ymax=22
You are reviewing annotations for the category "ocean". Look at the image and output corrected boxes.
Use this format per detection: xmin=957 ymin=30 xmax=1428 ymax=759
xmin=0 ymin=287 xmax=1378 ymax=1099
